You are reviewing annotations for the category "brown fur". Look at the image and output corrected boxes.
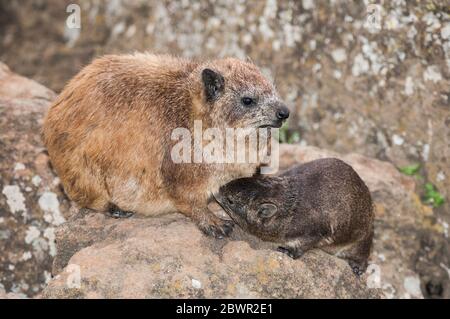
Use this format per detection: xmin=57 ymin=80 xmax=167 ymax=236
xmin=215 ymin=158 xmax=374 ymax=274
xmin=42 ymin=53 xmax=288 ymax=237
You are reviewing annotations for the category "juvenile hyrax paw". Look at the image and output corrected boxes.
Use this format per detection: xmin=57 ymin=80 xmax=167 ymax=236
xmin=348 ymin=260 xmax=366 ymax=277
xmin=108 ymin=209 xmax=134 ymax=219
xmin=277 ymin=246 xmax=302 ymax=259
xmin=199 ymin=219 xmax=234 ymax=239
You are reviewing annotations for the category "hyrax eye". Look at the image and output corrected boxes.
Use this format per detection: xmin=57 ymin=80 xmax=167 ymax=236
xmin=257 ymin=203 xmax=278 ymax=219
xmin=241 ymin=97 xmax=255 ymax=106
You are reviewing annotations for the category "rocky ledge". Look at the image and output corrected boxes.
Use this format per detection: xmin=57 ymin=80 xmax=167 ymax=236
xmin=40 ymin=144 xmax=449 ymax=299
xmin=40 ymin=210 xmax=380 ymax=299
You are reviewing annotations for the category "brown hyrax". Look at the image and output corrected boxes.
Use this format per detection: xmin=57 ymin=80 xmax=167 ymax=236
xmin=42 ymin=53 xmax=289 ymax=238
xmin=215 ymin=158 xmax=374 ymax=275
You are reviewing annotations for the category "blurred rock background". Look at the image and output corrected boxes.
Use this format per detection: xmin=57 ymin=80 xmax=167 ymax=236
xmin=0 ymin=0 xmax=449 ymax=298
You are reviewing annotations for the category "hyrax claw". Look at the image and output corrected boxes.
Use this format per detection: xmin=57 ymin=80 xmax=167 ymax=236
xmin=348 ymin=260 xmax=367 ymax=277
xmin=199 ymin=219 xmax=234 ymax=239
xmin=108 ymin=204 xmax=135 ymax=219
xmin=109 ymin=209 xmax=134 ymax=219
xmin=277 ymin=246 xmax=302 ymax=259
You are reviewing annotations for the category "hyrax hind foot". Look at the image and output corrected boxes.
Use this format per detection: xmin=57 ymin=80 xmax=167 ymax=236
xmin=198 ymin=215 xmax=234 ymax=239
xmin=108 ymin=204 xmax=135 ymax=219
xmin=277 ymin=246 xmax=302 ymax=259
xmin=277 ymin=237 xmax=320 ymax=259
xmin=347 ymin=260 xmax=367 ymax=277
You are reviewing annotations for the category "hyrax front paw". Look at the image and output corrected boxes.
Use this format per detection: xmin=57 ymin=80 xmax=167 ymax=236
xmin=277 ymin=246 xmax=303 ymax=259
xmin=348 ymin=260 xmax=366 ymax=277
xmin=108 ymin=204 xmax=135 ymax=219
xmin=199 ymin=217 xmax=234 ymax=239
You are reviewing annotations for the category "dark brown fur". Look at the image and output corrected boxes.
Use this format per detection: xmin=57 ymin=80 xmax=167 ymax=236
xmin=215 ymin=158 xmax=374 ymax=275
xmin=42 ymin=53 xmax=289 ymax=237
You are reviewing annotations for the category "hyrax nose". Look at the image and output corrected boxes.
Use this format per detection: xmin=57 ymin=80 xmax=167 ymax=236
xmin=276 ymin=106 xmax=290 ymax=120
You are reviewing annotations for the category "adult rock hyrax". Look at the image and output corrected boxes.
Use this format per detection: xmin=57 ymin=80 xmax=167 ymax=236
xmin=42 ymin=53 xmax=289 ymax=237
xmin=215 ymin=158 xmax=374 ymax=275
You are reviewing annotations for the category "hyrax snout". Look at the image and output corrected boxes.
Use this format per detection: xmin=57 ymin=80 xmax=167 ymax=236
xmin=215 ymin=158 xmax=374 ymax=275
xmin=42 ymin=53 xmax=288 ymax=238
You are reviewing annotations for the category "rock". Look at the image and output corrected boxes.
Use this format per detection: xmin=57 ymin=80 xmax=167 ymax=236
xmin=41 ymin=144 xmax=448 ymax=299
xmin=41 ymin=212 xmax=381 ymax=299
xmin=0 ymin=62 xmax=72 ymax=297
xmin=0 ymin=286 xmax=27 ymax=299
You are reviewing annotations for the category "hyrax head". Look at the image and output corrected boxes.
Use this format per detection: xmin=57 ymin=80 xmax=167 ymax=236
xmin=196 ymin=58 xmax=289 ymax=129
xmin=215 ymin=176 xmax=289 ymax=241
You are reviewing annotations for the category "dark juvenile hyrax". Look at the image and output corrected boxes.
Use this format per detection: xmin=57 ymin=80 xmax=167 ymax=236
xmin=215 ymin=158 xmax=374 ymax=275
xmin=42 ymin=53 xmax=289 ymax=238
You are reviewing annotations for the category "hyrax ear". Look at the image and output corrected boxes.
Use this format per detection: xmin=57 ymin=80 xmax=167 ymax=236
xmin=202 ymin=68 xmax=225 ymax=102
xmin=258 ymin=203 xmax=278 ymax=219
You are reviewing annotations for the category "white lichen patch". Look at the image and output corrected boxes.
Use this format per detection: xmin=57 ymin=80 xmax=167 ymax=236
xmin=436 ymin=171 xmax=445 ymax=182
xmin=44 ymin=271 xmax=52 ymax=284
xmin=352 ymin=54 xmax=370 ymax=76
xmin=403 ymin=276 xmax=423 ymax=298
xmin=38 ymin=192 xmax=66 ymax=226
xmin=441 ymin=23 xmax=450 ymax=41
xmin=302 ymin=0 xmax=314 ymax=10
xmin=392 ymin=134 xmax=405 ymax=146
xmin=423 ymin=65 xmax=442 ymax=83
xmin=333 ymin=70 xmax=342 ymax=79
xmin=2 ymin=185 xmax=27 ymax=214
xmin=14 ymin=163 xmax=26 ymax=171
xmin=31 ymin=175 xmax=42 ymax=187
xmin=25 ymin=226 xmax=40 ymax=244
xmin=331 ymin=48 xmax=347 ymax=63
xmin=438 ymin=218 xmax=449 ymax=238
xmin=43 ymin=227 xmax=57 ymax=257
xmin=404 ymin=76 xmax=414 ymax=96
xmin=422 ymin=12 xmax=441 ymax=33
xmin=191 ymin=278 xmax=202 ymax=289
xmin=422 ymin=144 xmax=430 ymax=161
xmin=21 ymin=251 xmax=32 ymax=261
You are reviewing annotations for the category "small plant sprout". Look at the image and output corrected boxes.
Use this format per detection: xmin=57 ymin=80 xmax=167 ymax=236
xmin=278 ymin=122 xmax=300 ymax=144
xmin=399 ymin=163 xmax=421 ymax=176
xmin=423 ymin=183 xmax=445 ymax=208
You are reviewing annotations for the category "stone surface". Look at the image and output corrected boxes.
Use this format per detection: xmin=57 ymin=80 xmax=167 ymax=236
xmin=0 ymin=287 xmax=27 ymax=299
xmin=40 ymin=144 xmax=449 ymax=299
xmin=41 ymin=211 xmax=381 ymax=299
xmin=0 ymin=1 xmax=448 ymax=226
xmin=0 ymin=62 xmax=72 ymax=297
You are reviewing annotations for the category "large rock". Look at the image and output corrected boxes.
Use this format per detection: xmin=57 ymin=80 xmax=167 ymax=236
xmin=41 ymin=144 xmax=449 ymax=299
xmin=41 ymin=211 xmax=380 ymax=299
xmin=0 ymin=62 xmax=72 ymax=297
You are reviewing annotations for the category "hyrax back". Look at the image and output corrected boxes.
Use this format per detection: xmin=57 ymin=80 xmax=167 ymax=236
xmin=42 ymin=53 xmax=289 ymax=237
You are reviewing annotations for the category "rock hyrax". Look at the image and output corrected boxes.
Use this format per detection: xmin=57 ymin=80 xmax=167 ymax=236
xmin=42 ymin=53 xmax=289 ymax=237
xmin=215 ymin=158 xmax=374 ymax=275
